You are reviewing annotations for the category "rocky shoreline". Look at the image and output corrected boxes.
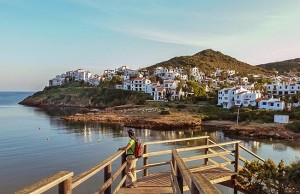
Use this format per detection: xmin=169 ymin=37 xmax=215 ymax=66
xmin=62 ymin=106 xmax=297 ymax=140
xmin=202 ymin=120 xmax=295 ymax=140
xmin=63 ymin=108 xmax=202 ymax=130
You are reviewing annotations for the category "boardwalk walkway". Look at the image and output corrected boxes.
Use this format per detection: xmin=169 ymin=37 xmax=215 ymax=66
xmin=117 ymin=172 xmax=173 ymax=194
xmin=16 ymin=136 xmax=265 ymax=194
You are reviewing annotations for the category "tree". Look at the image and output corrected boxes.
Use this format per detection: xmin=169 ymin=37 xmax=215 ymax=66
xmin=186 ymin=81 xmax=206 ymax=97
xmin=237 ymin=159 xmax=300 ymax=194
xmin=254 ymin=83 xmax=268 ymax=97
xmin=110 ymin=75 xmax=123 ymax=85
xmin=176 ymin=80 xmax=184 ymax=92
xmin=220 ymin=71 xmax=228 ymax=80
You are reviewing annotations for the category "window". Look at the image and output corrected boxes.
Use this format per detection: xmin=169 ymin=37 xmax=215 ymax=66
xmin=270 ymin=103 xmax=274 ymax=106
xmin=277 ymin=104 xmax=280 ymax=107
xmin=262 ymin=102 xmax=267 ymax=105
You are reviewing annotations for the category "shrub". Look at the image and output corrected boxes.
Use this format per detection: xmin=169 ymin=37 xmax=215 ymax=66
xmin=285 ymin=121 xmax=300 ymax=133
xmin=238 ymin=159 xmax=300 ymax=194
xmin=176 ymin=104 xmax=187 ymax=109
xmin=160 ymin=110 xmax=170 ymax=115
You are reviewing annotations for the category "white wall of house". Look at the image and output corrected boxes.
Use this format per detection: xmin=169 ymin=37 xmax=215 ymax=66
xmin=218 ymin=86 xmax=260 ymax=109
xmin=266 ymin=83 xmax=300 ymax=96
xmin=257 ymin=97 xmax=285 ymax=110
xmin=130 ymin=78 xmax=152 ymax=93
xmin=88 ymin=75 xmax=101 ymax=86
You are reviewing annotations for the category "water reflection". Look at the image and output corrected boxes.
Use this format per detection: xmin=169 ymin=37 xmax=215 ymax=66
xmin=39 ymin=106 xmax=300 ymax=166
xmin=37 ymin=106 xmax=91 ymax=116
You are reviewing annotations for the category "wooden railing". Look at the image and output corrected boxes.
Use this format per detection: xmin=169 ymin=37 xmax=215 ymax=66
xmin=15 ymin=171 xmax=73 ymax=194
xmin=140 ymin=136 xmax=210 ymax=176
xmin=172 ymin=140 xmax=243 ymax=194
xmin=15 ymin=136 xmax=265 ymax=194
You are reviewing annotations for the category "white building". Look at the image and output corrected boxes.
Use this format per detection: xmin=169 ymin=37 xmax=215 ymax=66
xmin=163 ymin=80 xmax=184 ymax=100
xmin=218 ymin=86 xmax=261 ymax=109
xmin=265 ymin=82 xmax=300 ymax=97
xmin=88 ymin=74 xmax=101 ymax=86
xmin=49 ymin=68 xmax=91 ymax=86
xmin=72 ymin=69 xmax=91 ymax=82
xmin=256 ymin=97 xmax=285 ymax=110
xmin=103 ymin=69 xmax=116 ymax=80
xmin=49 ymin=75 xmax=66 ymax=86
xmin=190 ymin=67 xmax=205 ymax=82
xmin=130 ymin=78 xmax=152 ymax=93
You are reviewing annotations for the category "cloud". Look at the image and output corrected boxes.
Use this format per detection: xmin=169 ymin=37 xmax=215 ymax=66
xmin=110 ymin=26 xmax=240 ymax=49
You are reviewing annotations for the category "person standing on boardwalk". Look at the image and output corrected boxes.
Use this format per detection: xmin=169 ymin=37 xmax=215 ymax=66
xmin=118 ymin=129 xmax=138 ymax=188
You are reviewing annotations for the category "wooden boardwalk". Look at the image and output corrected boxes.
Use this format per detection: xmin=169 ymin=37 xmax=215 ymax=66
xmin=15 ymin=136 xmax=265 ymax=194
xmin=117 ymin=172 xmax=173 ymax=194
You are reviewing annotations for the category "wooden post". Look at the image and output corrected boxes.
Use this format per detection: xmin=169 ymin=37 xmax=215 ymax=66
xmin=121 ymin=153 xmax=127 ymax=187
xmin=191 ymin=181 xmax=199 ymax=194
xmin=172 ymin=154 xmax=176 ymax=171
xmin=234 ymin=143 xmax=239 ymax=194
xmin=104 ymin=163 xmax=112 ymax=194
xmin=143 ymin=144 xmax=148 ymax=176
xmin=58 ymin=178 xmax=72 ymax=194
xmin=204 ymin=137 xmax=209 ymax=165
xmin=176 ymin=166 xmax=183 ymax=194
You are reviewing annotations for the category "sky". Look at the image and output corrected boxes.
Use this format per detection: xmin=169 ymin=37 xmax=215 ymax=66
xmin=0 ymin=0 xmax=300 ymax=91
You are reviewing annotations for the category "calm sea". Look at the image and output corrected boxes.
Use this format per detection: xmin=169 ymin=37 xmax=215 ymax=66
xmin=0 ymin=92 xmax=299 ymax=194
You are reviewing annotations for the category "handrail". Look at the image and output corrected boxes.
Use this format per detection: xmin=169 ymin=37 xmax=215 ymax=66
xmin=15 ymin=136 xmax=265 ymax=194
xmin=141 ymin=136 xmax=210 ymax=177
xmin=172 ymin=149 xmax=220 ymax=194
xmin=15 ymin=171 xmax=73 ymax=194
xmin=144 ymin=136 xmax=210 ymax=145
xmin=170 ymin=161 xmax=181 ymax=194
xmin=182 ymin=151 xmax=232 ymax=162
xmin=72 ymin=150 xmax=125 ymax=188
xmin=208 ymin=139 xmax=248 ymax=163
xmin=239 ymin=145 xmax=265 ymax=162
xmin=176 ymin=141 xmax=240 ymax=152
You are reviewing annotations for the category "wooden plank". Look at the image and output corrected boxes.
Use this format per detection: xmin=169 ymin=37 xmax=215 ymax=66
xmin=16 ymin=171 xmax=73 ymax=194
xmin=190 ymin=161 xmax=232 ymax=172
xmin=208 ymin=158 xmax=232 ymax=171
xmin=172 ymin=150 xmax=191 ymax=188
xmin=144 ymin=136 xmax=210 ymax=145
xmin=113 ymin=175 xmax=127 ymax=194
xmin=208 ymin=148 xmax=232 ymax=163
xmin=170 ymin=161 xmax=181 ymax=194
xmin=137 ymin=161 xmax=170 ymax=172
xmin=143 ymin=150 xmax=172 ymax=157
xmin=194 ymin=167 xmax=235 ymax=184
xmin=72 ymin=150 xmax=124 ymax=188
xmin=182 ymin=151 xmax=232 ymax=162
xmin=117 ymin=171 xmax=175 ymax=193
xmin=173 ymin=150 xmax=220 ymax=193
xmin=191 ymin=174 xmax=220 ymax=194
xmin=176 ymin=141 xmax=240 ymax=152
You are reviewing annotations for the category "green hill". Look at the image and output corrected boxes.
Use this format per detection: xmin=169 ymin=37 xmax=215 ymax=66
xmin=146 ymin=49 xmax=269 ymax=75
xmin=257 ymin=58 xmax=300 ymax=74
xmin=19 ymin=84 xmax=152 ymax=108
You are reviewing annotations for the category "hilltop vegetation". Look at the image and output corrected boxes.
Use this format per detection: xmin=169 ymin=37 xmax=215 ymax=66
xmin=146 ymin=49 xmax=269 ymax=75
xmin=19 ymin=82 xmax=153 ymax=108
xmin=258 ymin=58 xmax=300 ymax=74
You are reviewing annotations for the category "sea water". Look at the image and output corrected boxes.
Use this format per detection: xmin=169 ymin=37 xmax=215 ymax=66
xmin=0 ymin=92 xmax=299 ymax=194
